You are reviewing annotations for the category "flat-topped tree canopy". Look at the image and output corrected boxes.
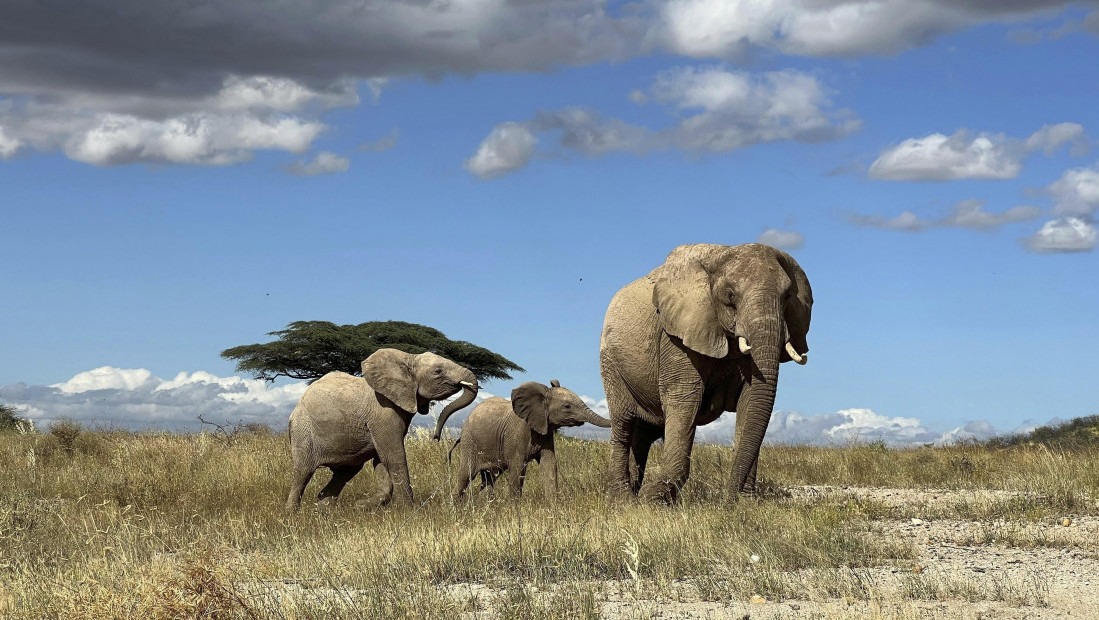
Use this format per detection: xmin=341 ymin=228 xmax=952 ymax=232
xmin=221 ymin=320 xmax=524 ymax=384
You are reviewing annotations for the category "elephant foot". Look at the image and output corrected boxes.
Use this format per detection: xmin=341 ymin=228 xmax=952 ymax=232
xmin=637 ymin=480 xmax=678 ymax=505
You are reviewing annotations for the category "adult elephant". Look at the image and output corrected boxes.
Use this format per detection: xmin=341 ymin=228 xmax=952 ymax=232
xmin=600 ymin=243 xmax=812 ymax=504
xmin=285 ymin=348 xmax=478 ymax=512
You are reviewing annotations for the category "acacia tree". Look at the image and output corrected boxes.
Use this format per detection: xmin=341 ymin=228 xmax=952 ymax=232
xmin=221 ymin=320 xmax=524 ymax=383
xmin=0 ymin=404 xmax=29 ymax=432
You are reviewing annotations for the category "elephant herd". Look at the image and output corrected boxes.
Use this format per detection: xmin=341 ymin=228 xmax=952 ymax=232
xmin=286 ymin=243 xmax=812 ymax=512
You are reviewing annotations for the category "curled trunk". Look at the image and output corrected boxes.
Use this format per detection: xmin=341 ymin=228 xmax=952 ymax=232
xmin=433 ymin=381 xmax=479 ymax=441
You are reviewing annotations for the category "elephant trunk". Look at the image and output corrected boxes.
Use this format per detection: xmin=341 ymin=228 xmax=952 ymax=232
xmin=432 ymin=375 xmax=479 ymax=441
xmin=580 ymin=406 xmax=612 ymax=428
xmin=731 ymin=315 xmax=781 ymax=494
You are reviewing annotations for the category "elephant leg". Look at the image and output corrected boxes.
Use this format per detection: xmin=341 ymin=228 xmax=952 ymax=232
xmin=452 ymin=456 xmax=474 ymax=501
xmin=317 ymin=463 xmax=365 ymax=504
xmin=507 ymin=461 xmax=527 ymax=498
xmin=358 ymin=458 xmax=394 ymax=507
xmin=603 ymin=357 xmax=640 ymax=499
xmin=285 ymin=464 xmax=315 ymax=513
xmin=370 ymin=409 xmax=415 ymax=506
xmin=628 ymin=421 xmax=661 ymax=494
xmin=640 ymin=341 xmax=702 ymax=504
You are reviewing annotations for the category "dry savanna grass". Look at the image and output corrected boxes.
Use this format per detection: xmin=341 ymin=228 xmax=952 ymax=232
xmin=1 ymin=422 xmax=1097 ymax=619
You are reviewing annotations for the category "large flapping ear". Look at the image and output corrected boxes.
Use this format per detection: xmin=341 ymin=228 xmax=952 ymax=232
xmin=774 ymin=249 xmax=813 ymax=355
xmin=511 ymin=381 xmax=550 ymax=435
xmin=652 ymin=246 xmax=728 ymax=358
xmin=362 ymin=349 xmax=418 ymax=413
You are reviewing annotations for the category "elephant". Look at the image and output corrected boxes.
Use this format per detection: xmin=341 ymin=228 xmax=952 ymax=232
xmin=285 ymin=348 xmax=478 ymax=512
xmin=450 ymin=380 xmax=611 ymax=500
xmin=600 ymin=243 xmax=812 ymax=504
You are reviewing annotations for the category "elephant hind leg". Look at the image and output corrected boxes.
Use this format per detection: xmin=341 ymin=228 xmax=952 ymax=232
xmin=603 ymin=360 xmax=641 ymax=499
xmin=286 ymin=466 xmax=315 ymax=513
xmin=317 ymin=463 xmax=365 ymax=504
xmin=629 ymin=421 xmax=661 ymax=494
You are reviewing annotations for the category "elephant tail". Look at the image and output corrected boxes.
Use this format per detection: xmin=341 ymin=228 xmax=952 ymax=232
xmin=448 ymin=437 xmax=461 ymax=463
xmin=287 ymin=419 xmax=293 ymax=446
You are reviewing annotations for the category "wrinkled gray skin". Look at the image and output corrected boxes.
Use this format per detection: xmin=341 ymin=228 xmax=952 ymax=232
xmin=450 ymin=380 xmax=611 ymax=500
xmin=285 ymin=348 xmax=478 ymax=512
xmin=600 ymin=243 xmax=812 ymax=504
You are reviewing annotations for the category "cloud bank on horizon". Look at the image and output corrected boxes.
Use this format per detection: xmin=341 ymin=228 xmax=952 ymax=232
xmin=0 ymin=366 xmax=1042 ymax=446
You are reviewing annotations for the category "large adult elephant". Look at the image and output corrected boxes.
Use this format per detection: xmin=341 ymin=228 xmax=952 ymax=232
xmin=600 ymin=243 xmax=812 ymax=504
xmin=285 ymin=348 xmax=478 ymax=512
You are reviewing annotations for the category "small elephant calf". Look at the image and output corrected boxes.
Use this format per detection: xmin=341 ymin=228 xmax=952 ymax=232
xmin=450 ymin=380 xmax=611 ymax=499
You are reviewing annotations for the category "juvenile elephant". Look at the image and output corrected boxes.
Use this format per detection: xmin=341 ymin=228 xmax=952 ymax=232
xmin=285 ymin=348 xmax=478 ymax=512
xmin=450 ymin=380 xmax=611 ymax=499
xmin=601 ymin=243 xmax=812 ymax=504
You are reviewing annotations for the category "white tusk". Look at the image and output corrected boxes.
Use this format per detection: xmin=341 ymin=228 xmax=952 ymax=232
xmin=459 ymin=381 xmax=477 ymax=388
xmin=786 ymin=342 xmax=807 ymax=365
xmin=738 ymin=336 xmax=752 ymax=354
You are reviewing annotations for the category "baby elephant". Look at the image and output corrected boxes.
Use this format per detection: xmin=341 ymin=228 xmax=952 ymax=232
xmin=450 ymin=380 xmax=611 ymax=499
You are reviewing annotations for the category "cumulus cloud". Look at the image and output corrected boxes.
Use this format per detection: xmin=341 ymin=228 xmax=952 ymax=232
xmin=756 ymin=229 xmax=805 ymax=250
xmin=2 ymin=367 xmax=308 ymax=430
xmin=284 ymin=151 xmax=351 ymax=176
xmin=1021 ymin=163 xmax=1099 ymax=253
xmin=1 ymin=78 xmax=334 ymax=166
xmin=0 ymin=125 xmax=21 ymax=158
xmin=464 ymin=122 xmax=539 ymax=180
xmin=869 ymin=123 xmax=1086 ymax=181
xmin=1021 ymin=217 xmax=1098 ymax=253
xmin=465 ymin=67 xmax=858 ymax=178
xmin=849 ymin=199 xmax=1041 ymax=232
xmin=656 ymin=0 xmax=1079 ymax=59
xmin=692 ymin=407 xmax=1035 ymax=447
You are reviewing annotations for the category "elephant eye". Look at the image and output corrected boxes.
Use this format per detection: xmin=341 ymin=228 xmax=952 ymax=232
xmin=434 ymin=368 xmax=442 ymax=375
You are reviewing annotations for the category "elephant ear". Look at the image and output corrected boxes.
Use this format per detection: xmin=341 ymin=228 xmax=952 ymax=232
xmin=652 ymin=248 xmax=728 ymax=359
xmin=511 ymin=381 xmax=550 ymax=436
xmin=775 ymin=249 xmax=813 ymax=355
xmin=362 ymin=349 xmax=418 ymax=413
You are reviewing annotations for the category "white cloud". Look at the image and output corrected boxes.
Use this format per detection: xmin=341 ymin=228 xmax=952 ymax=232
xmin=1049 ymin=165 xmax=1099 ymax=216
xmin=656 ymin=0 xmax=1075 ymax=59
xmin=869 ymin=124 xmax=1087 ymax=181
xmin=464 ymin=122 xmax=538 ymax=180
xmin=52 ymin=367 xmax=157 ymax=394
xmin=465 ymin=68 xmax=857 ymax=178
xmin=849 ymin=199 xmax=1041 ymax=232
xmin=0 ymin=125 xmax=21 ymax=158
xmin=1021 ymin=217 xmax=1098 ymax=253
xmin=284 ymin=151 xmax=351 ymax=176
xmin=756 ymin=229 xmax=805 ymax=250
xmin=4 ymin=367 xmax=308 ymax=430
xmin=0 ymin=75 xmax=341 ymax=166
xmin=653 ymin=67 xmax=860 ymax=151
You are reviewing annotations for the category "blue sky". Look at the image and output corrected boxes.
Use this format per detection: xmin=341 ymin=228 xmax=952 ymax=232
xmin=2 ymin=1 xmax=1098 ymax=443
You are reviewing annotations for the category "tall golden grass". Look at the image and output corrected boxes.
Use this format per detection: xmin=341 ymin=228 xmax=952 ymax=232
xmin=1 ymin=424 xmax=1095 ymax=619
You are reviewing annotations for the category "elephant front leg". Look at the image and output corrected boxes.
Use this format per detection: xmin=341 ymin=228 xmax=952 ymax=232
xmin=539 ymin=448 xmax=558 ymax=499
xmin=638 ymin=408 xmax=697 ymax=504
xmin=369 ymin=409 xmax=415 ymax=507
xmin=451 ymin=456 xmax=474 ymax=501
xmin=507 ymin=460 xmax=528 ymax=498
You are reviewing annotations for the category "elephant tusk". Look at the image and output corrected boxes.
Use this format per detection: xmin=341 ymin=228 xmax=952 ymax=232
xmin=786 ymin=342 xmax=807 ymax=365
xmin=459 ymin=381 xmax=477 ymax=389
xmin=738 ymin=336 xmax=752 ymax=354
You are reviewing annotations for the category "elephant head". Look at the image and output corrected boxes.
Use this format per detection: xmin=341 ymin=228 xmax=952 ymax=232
xmin=510 ymin=379 xmax=612 ymax=436
xmin=652 ymin=243 xmax=812 ymax=490
xmin=362 ymin=349 xmax=479 ymax=419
